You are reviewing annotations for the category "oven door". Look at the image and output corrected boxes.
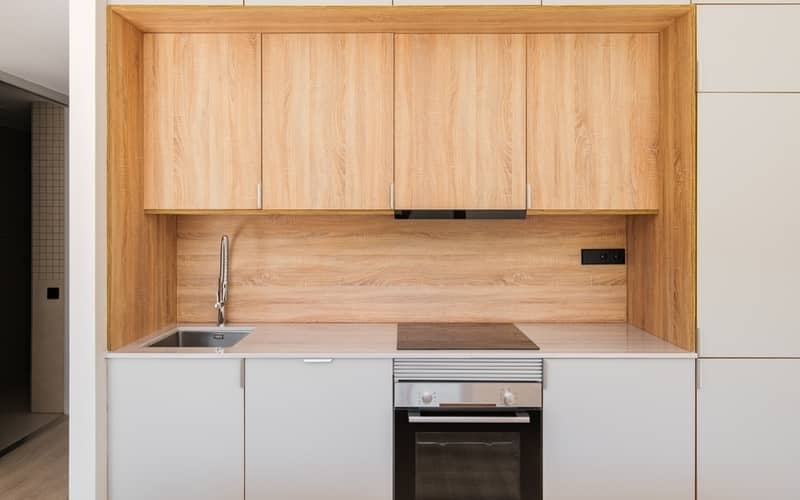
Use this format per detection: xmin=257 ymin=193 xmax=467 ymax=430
xmin=394 ymin=408 xmax=542 ymax=500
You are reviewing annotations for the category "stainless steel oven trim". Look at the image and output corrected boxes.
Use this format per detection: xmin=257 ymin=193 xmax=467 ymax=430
xmin=395 ymin=381 xmax=542 ymax=408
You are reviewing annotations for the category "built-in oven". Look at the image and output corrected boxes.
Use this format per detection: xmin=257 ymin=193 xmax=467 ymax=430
xmin=394 ymin=359 xmax=543 ymax=500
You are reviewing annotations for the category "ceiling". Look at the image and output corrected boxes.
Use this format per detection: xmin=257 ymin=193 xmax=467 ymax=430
xmin=0 ymin=0 xmax=68 ymax=96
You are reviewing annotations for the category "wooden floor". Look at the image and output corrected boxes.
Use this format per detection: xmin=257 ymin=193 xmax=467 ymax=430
xmin=0 ymin=418 xmax=68 ymax=500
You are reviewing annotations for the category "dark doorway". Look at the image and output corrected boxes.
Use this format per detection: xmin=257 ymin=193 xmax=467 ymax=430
xmin=0 ymin=81 xmax=64 ymax=453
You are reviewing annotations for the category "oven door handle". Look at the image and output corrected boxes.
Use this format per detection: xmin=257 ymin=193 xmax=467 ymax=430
xmin=407 ymin=411 xmax=530 ymax=424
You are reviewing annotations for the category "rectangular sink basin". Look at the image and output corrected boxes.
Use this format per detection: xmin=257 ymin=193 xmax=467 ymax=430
xmin=148 ymin=329 xmax=250 ymax=349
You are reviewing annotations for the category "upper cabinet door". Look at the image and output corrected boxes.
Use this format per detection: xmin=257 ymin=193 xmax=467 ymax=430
xmin=527 ymin=34 xmax=659 ymax=211
xmin=698 ymin=6 xmax=800 ymax=92
xmin=395 ymin=34 xmax=526 ymax=210
xmin=143 ymin=34 xmax=261 ymax=210
xmin=262 ymin=34 xmax=393 ymax=210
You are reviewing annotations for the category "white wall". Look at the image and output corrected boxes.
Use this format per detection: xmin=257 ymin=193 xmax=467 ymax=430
xmin=0 ymin=0 xmax=68 ymax=95
xmin=68 ymin=1 xmax=107 ymax=499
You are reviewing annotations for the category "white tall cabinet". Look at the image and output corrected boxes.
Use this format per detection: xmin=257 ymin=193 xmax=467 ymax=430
xmin=697 ymin=5 xmax=800 ymax=500
xmin=245 ymin=358 xmax=393 ymax=500
xmin=543 ymin=358 xmax=695 ymax=500
xmin=107 ymin=358 xmax=245 ymax=500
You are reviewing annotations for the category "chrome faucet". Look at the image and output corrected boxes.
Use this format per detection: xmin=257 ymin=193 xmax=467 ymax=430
xmin=214 ymin=235 xmax=229 ymax=327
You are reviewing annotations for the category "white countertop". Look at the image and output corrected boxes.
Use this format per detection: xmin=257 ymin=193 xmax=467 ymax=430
xmin=107 ymin=323 xmax=696 ymax=359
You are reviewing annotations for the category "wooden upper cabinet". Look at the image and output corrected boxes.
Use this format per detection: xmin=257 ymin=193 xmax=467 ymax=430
xmin=262 ymin=34 xmax=393 ymax=210
xmin=143 ymin=33 xmax=261 ymax=210
xmin=527 ymin=33 xmax=659 ymax=211
xmin=394 ymin=34 xmax=526 ymax=210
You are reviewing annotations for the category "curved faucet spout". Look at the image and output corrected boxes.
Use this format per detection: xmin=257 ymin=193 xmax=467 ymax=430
xmin=215 ymin=235 xmax=229 ymax=326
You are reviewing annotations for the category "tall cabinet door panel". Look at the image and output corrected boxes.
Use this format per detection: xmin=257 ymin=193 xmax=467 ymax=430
xmin=143 ymin=33 xmax=261 ymax=210
xmin=527 ymin=33 xmax=659 ymax=210
xmin=394 ymin=34 xmax=526 ymax=210
xmin=108 ymin=359 xmax=244 ymax=500
xmin=698 ymin=94 xmax=800 ymax=357
xmin=543 ymin=359 xmax=695 ymax=500
xmin=698 ymin=359 xmax=800 ymax=500
xmin=245 ymin=358 xmax=392 ymax=500
xmin=262 ymin=34 xmax=393 ymax=209
xmin=698 ymin=6 xmax=800 ymax=92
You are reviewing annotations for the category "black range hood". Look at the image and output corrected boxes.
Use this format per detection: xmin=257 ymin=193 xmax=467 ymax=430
xmin=394 ymin=210 xmax=527 ymax=220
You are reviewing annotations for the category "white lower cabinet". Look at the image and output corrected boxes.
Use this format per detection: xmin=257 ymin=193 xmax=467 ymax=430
xmin=108 ymin=358 xmax=245 ymax=500
xmin=245 ymin=358 xmax=393 ymax=500
xmin=543 ymin=358 xmax=695 ymax=500
xmin=698 ymin=359 xmax=800 ymax=500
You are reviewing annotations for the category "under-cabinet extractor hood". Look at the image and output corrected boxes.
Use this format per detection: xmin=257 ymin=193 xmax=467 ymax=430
xmin=394 ymin=210 xmax=527 ymax=219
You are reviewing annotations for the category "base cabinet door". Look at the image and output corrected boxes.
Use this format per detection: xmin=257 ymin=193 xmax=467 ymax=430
xmin=245 ymin=358 xmax=392 ymax=500
xmin=698 ymin=359 xmax=800 ymax=500
xmin=543 ymin=359 xmax=695 ymax=500
xmin=108 ymin=359 xmax=244 ymax=500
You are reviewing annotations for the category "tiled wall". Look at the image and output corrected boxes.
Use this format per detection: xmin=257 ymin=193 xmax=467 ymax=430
xmin=30 ymin=101 xmax=66 ymax=413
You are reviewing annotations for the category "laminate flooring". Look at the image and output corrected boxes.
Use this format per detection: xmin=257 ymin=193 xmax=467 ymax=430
xmin=0 ymin=417 xmax=68 ymax=500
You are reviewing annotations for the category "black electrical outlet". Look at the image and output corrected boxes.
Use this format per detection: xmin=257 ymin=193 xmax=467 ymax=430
xmin=581 ymin=248 xmax=626 ymax=265
xmin=47 ymin=287 xmax=60 ymax=300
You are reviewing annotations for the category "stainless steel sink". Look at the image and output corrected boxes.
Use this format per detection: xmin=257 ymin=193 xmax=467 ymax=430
xmin=147 ymin=329 xmax=250 ymax=348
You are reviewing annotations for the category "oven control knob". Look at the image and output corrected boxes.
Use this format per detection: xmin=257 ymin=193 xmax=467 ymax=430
xmin=503 ymin=390 xmax=515 ymax=406
xmin=421 ymin=392 xmax=434 ymax=404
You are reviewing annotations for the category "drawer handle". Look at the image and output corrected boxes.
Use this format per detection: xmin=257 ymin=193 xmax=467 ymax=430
xmin=303 ymin=358 xmax=333 ymax=364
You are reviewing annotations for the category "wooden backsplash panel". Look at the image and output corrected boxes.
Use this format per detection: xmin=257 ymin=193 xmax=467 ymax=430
xmin=177 ymin=215 xmax=626 ymax=323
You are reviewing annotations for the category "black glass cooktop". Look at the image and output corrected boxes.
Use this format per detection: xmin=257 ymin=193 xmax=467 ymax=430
xmin=397 ymin=323 xmax=539 ymax=350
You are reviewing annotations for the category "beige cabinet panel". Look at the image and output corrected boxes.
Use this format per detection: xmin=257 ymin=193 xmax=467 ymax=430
xmin=247 ymin=0 xmax=390 ymax=4
xmin=262 ymin=34 xmax=393 ymax=209
xmin=544 ymin=358 xmax=695 ymax=500
xmin=698 ymin=359 xmax=800 ymax=500
xmin=698 ymin=93 xmax=800 ymax=357
xmin=108 ymin=359 xmax=244 ymax=500
xmin=246 ymin=358 xmax=392 ymax=499
xmin=144 ymin=33 xmax=261 ymax=210
xmin=527 ymin=33 xmax=659 ymax=210
xmin=698 ymin=6 xmax=800 ymax=92
xmin=395 ymin=34 xmax=526 ymax=210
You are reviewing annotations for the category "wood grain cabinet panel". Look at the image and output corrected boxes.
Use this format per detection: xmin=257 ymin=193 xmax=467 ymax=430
xmin=394 ymin=34 xmax=526 ymax=210
xmin=262 ymin=34 xmax=393 ymax=209
xmin=143 ymin=33 xmax=261 ymax=210
xmin=527 ymin=33 xmax=659 ymax=211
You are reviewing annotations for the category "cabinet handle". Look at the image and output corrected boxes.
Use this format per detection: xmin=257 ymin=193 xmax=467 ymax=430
xmin=527 ymin=183 xmax=532 ymax=209
xmin=303 ymin=358 xmax=333 ymax=364
xmin=408 ymin=411 xmax=530 ymax=424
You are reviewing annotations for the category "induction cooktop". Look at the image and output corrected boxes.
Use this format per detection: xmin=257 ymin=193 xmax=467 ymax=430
xmin=397 ymin=323 xmax=539 ymax=350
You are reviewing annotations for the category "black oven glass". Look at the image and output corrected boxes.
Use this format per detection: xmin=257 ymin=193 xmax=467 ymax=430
xmin=395 ymin=410 xmax=542 ymax=500
xmin=415 ymin=431 xmax=521 ymax=500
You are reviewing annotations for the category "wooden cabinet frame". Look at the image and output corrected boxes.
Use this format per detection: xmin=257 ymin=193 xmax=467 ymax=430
xmin=107 ymin=6 xmax=696 ymax=351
